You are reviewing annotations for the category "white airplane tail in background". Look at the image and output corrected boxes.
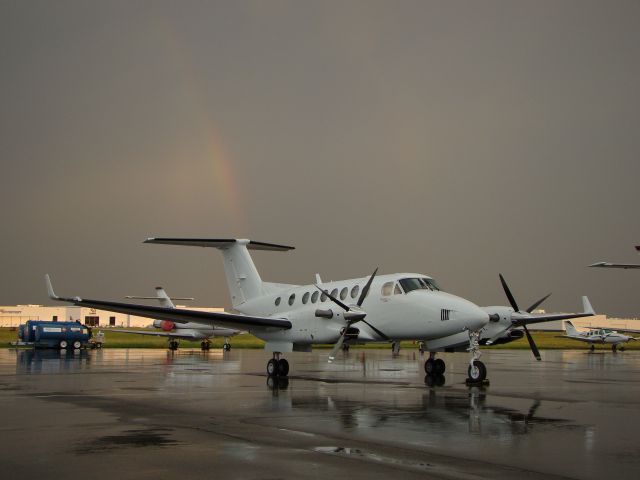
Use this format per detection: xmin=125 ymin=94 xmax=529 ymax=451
xmin=143 ymin=238 xmax=295 ymax=308
xmin=564 ymin=321 xmax=579 ymax=336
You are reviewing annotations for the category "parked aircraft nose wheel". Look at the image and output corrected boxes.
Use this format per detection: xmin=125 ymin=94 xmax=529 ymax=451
xmin=467 ymin=360 xmax=487 ymax=383
xmin=434 ymin=358 xmax=445 ymax=374
xmin=223 ymin=343 xmax=231 ymax=351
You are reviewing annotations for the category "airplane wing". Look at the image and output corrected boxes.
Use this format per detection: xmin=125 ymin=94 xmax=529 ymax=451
xmin=45 ymin=275 xmax=291 ymax=333
xmin=111 ymin=329 xmax=201 ymax=339
xmin=512 ymin=296 xmax=596 ymax=326
xmin=589 ymin=262 xmax=640 ymax=269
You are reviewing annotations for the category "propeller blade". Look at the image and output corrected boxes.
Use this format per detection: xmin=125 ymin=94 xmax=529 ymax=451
xmin=315 ymin=285 xmax=350 ymax=311
xmin=526 ymin=293 xmax=552 ymax=313
xmin=499 ymin=274 xmax=520 ymax=312
xmin=522 ymin=325 xmax=541 ymax=361
xmin=328 ymin=332 xmax=346 ymax=362
xmin=357 ymin=267 xmax=379 ymax=307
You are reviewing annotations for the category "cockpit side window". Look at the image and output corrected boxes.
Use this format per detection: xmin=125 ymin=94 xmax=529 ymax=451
xmin=381 ymin=281 xmax=394 ymax=296
xmin=394 ymin=284 xmax=403 ymax=295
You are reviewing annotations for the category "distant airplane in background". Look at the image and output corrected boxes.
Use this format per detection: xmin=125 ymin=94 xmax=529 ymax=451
xmin=563 ymin=321 xmax=638 ymax=351
xmin=112 ymin=286 xmax=239 ymax=351
xmin=590 ymin=246 xmax=640 ymax=269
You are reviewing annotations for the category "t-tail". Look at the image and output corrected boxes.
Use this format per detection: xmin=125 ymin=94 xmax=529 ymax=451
xmin=143 ymin=238 xmax=294 ymax=308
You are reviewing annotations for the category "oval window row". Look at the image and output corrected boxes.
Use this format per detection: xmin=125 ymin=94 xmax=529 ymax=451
xmin=274 ymin=284 xmax=362 ymax=307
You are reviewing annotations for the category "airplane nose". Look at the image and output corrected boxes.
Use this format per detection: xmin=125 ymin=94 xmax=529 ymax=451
xmin=457 ymin=303 xmax=490 ymax=332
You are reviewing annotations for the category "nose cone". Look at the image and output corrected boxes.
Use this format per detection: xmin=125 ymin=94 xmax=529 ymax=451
xmin=440 ymin=293 xmax=489 ymax=331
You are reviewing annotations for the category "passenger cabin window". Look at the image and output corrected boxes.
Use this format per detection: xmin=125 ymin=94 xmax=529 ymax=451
xmin=330 ymin=288 xmax=338 ymax=299
xmin=302 ymin=292 xmax=310 ymax=304
xmin=288 ymin=293 xmax=295 ymax=306
xmin=321 ymin=290 xmax=327 ymax=302
xmin=311 ymin=291 xmax=319 ymax=303
xmin=275 ymin=297 xmax=281 ymax=306
xmin=381 ymin=282 xmax=395 ymax=296
xmin=351 ymin=285 xmax=360 ymax=299
xmin=340 ymin=287 xmax=348 ymax=300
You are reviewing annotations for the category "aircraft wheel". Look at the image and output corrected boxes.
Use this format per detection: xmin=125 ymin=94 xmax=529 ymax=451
xmin=612 ymin=344 xmax=617 ymax=352
xmin=59 ymin=340 xmax=68 ymax=349
xmin=277 ymin=358 xmax=289 ymax=377
xmin=267 ymin=359 xmax=278 ymax=377
xmin=342 ymin=344 xmax=350 ymax=352
xmin=169 ymin=341 xmax=178 ymax=351
xmin=590 ymin=345 xmax=595 ymax=352
xmin=434 ymin=359 xmax=446 ymax=375
xmin=424 ymin=358 xmax=435 ymax=374
xmin=223 ymin=343 xmax=231 ymax=351
xmin=72 ymin=341 xmax=82 ymax=349
xmin=619 ymin=346 xmax=625 ymax=352
xmin=467 ymin=361 xmax=487 ymax=383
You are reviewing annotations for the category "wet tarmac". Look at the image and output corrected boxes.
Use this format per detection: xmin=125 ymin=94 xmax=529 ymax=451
xmin=1 ymin=348 xmax=639 ymax=479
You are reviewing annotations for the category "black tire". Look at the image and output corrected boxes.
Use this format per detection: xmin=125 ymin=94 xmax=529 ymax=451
xmin=434 ymin=358 xmax=446 ymax=375
xmin=96 ymin=343 xmax=103 ymax=349
xmin=267 ymin=359 xmax=278 ymax=376
xmin=73 ymin=341 xmax=82 ymax=349
xmin=223 ymin=343 xmax=231 ymax=351
xmin=277 ymin=358 xmax=290 ymax=377
xmin=425 ymin=374 xmax=435 ymax=387
xmin=59 ymin=340 xmax=68 ymax=349
xmin=424 ymin=358 xmax=435 ymax=374
xmin=435 ymin=374 xmax=446 ymax=387
xmin=467 ymin=360 xmax=487 ymax=382
xmin=590 ymin=345 xmax=595 ymax=352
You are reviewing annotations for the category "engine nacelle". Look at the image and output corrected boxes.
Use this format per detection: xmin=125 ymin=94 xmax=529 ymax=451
xmin=482 ymin=329 xmax=524 ymax=345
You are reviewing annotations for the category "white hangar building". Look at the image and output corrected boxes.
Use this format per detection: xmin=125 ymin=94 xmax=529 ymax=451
xmin=0 ymin=304 xmax=224 ymax=328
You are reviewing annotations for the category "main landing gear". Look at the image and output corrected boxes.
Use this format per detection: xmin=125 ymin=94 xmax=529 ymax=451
xmin=466 ymin=330 xmax=488 ymax=385
xmin=424 ymin=353 xmax=446 ymax=375
xmin=223 ymin=337 xmax=231 ymax=351
xmin=168 ymin=340 xmax=179 ymax=351
xmin=266 ymin=352 xmax=289 ymax=377
xmin=200 ymin=340 xmax=211 ymax=351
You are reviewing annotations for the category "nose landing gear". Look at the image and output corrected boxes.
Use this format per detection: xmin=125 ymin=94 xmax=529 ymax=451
xmin=466 ymin=330 xmax=488 ymax=386
xmin=266 ymin=352 xmax=289 ymax=377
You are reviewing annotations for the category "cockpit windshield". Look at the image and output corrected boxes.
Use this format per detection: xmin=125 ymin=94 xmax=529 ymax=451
xmin=398 ymin=277 xmax=440 ymax=293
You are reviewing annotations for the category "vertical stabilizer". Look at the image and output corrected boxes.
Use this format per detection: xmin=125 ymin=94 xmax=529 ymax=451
xmin=564 ymin=321 xmax=579 ymax=337
xmin=143 ymin=238 xmax=294 ymax=308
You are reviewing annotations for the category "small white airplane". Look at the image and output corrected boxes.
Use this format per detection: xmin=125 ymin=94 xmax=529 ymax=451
xmin=563 ymin=321 xmax=638 ymax=351
xmin=112 ymin=287 xmax=239 ymax=351
xmin=589 ymin=246 xmax=640 ymax=269
xmin=45 ymin=237 xmax=495 ymax=382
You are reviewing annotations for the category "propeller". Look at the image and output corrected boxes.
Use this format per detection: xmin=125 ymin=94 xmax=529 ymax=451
xmin=317 ymin=268 xmax=378 ymax=361
xmin=498 ymin=274 xmax=550 ymax=362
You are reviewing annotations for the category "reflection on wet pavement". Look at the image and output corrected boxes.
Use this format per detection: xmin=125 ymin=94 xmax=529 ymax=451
xmin=1 ymin=348 xmax=640 ymax=479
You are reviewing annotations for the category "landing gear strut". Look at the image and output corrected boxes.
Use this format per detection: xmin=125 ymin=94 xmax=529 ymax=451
xmin=612 ymin=344 xmax=618 ymax=352
xmin=466 ymin=330 xmax=487 ymax=385
xmin=392 ymin=341 xmax=401 ymax=356
xmin=266 ymin=352 xmax=289 ymax=377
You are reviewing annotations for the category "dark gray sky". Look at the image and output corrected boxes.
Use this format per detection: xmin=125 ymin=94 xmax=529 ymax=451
xmin=1 ymin=1 xmax=639 ymax=317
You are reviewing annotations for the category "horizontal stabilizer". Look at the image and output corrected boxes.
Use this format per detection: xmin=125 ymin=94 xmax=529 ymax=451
xmin=144 ymin=238 xmax=294 ymax=251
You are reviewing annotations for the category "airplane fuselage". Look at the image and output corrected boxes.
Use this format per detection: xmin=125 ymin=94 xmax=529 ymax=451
xmin=235 ymin=273 xmax=488 ymax=349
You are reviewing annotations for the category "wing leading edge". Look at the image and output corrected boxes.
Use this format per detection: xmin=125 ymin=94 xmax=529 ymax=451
xmin=45 ymin=275 xmax=291 ymax=332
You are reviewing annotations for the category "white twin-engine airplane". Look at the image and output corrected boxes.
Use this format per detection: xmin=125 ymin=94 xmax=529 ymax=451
xmin=563 ymin=321 xmax=638 ymax=351
xmin=45 ymin=238 xmax=592 ymax=383
xmin=112 ymin=287 xmax=239 ymax=351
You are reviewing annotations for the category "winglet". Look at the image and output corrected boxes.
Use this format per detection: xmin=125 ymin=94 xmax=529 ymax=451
xmin=45 ymin=274 xmax=59 ymax=300
xmin=581 ymin=296 xmax=595 ymax=315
